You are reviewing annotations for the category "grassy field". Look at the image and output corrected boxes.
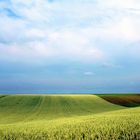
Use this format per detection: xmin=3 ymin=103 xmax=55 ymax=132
xmin=0 ymin=94 xmax=140 ymax=140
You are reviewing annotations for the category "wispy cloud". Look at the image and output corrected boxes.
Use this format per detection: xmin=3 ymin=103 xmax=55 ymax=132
xmin=0 ymin=0 xmax=140 ymax=63
xmin=84 ymin=72 xmax=95 ymax=76
xmin=0 ymin=0 xmax=140 ymax=93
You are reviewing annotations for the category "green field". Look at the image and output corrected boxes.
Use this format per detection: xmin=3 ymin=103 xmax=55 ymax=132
xmin=0 ymin=94 xmax=140 ymax=140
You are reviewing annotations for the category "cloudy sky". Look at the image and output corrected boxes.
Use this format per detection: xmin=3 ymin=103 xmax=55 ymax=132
xmin=0 ymin=0 xmax=140 ymax=93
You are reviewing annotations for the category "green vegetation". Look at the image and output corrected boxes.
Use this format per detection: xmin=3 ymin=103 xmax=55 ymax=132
xmin=0 ymin=94 xmax=140 ymax=140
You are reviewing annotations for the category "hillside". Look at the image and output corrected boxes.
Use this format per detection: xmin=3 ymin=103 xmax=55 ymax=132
xmin=98 ymin=94 xmax=140 ymax=107
xmin=0 ymin=94 xmax=125 ymax=124
xmin=0 ymin=94 xmax=140 ymax=140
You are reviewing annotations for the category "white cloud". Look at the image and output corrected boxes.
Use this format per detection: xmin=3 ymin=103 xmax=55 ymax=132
xmin=25 ymin=28 xmax=47 ymax=40
xmin=47 ymin=30 xmax=104 ymax=61
xmin=84 ymin=72 xmax=95 ymax=76
xmin=101 ymin=63 xmax=122 ymax=68
xmin=0 ymin=0 xmax=140 ymax=64
xmin=0 ymin=28 xmax=104 ymax=63
xmin=10 ymin=0 xmax=52 ymax=21
xmin=81 ymin=16 xmax=140 ymax=43
xmin=102 ymin=18 xmax=140 ymax=42
xmin=98 ymin=0 xmax=140 ymax=9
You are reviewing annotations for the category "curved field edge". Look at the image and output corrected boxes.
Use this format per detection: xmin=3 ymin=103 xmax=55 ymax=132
xmin=0 ymin=94 xmax=125 ymax=124
xmin=0 ymin=107 xmax=140 ymax=140
xmin=97 ymin=94 xmax=140 ymax=107
xmin=0 ymin=94 xmax=139 ymax=140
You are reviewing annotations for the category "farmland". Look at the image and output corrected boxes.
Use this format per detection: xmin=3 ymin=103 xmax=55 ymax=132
xmin=0 ymin=94 xmax=140 ymax=140
xmin=98 ymin=94 xmax=140 ymax=107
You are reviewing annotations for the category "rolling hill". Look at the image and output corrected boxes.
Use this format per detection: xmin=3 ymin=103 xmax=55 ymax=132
xmin=0 ymin=94 xmax=140 ymax=140
xmin=0 ymin=94 xmax=125 ymax=124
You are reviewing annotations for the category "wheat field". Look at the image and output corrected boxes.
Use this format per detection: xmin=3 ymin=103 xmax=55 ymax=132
xmin=0 ymin=94 xmax=140 ymax=140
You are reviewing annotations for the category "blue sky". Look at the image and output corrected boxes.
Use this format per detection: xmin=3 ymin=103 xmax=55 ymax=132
xmin=0 ymin=0 xmax=140 ymax=93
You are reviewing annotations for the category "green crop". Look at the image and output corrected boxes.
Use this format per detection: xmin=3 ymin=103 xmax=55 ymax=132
xmin=0 ymin=94 xmax=139 ymax=140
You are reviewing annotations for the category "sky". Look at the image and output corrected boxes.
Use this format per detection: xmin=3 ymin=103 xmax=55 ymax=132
xmin=0 ymin=0 xmax=140 ymax=93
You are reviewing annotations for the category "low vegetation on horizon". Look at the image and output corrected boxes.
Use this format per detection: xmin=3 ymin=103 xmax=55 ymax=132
xmin=0 ymin=94 xmax=140 ymax=140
